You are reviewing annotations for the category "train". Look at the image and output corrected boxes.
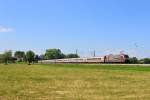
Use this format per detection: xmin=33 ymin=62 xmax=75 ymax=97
xmin=39 ymin=54 xmax=129 ymax=64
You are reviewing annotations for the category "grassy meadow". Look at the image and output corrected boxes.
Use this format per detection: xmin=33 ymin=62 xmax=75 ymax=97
xmin=0 ymin=64 xmax=150 ymax=100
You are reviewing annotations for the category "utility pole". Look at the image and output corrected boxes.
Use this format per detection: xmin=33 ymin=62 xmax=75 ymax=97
xmin=75 ymin=49 xmax=78 ymax=64
xmin=93 ymin=50 xmax=96 ymax=57
xmin=75 ymin=49 xmax=78 ymax=55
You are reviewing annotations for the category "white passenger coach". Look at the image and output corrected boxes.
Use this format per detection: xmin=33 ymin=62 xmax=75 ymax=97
xmin=39 ymin=54 xmax=129 ymax=64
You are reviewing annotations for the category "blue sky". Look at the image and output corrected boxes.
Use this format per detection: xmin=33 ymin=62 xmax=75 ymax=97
xmin=0 ymin=0 xmax=150 ymax=58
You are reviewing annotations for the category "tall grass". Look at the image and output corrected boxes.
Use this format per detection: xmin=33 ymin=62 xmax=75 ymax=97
xmin=0 ymin=64 xmax=150 ymax=100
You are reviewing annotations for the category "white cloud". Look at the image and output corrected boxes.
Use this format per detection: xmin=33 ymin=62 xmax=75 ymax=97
xmin=0 ymin=25 xmax=13 ymax=32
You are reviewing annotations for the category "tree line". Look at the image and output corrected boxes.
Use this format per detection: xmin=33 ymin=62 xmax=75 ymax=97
xmin=0 ymin=49 xmax=79 ymax=65
xmin=0 ymin=49 xmax=150 ymax=65
xmin=125 ymin=57 xmax=150 ymax=64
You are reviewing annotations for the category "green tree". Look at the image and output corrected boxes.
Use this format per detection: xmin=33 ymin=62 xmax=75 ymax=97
xmin=66 ymin=53 xmax=79 ymax=58
xmin=129 ymin=57 xmax=139 ymax=64
xmin=45 ymin=49 xmax=64 ymax=59
xmin=26 ymin=50 xmax=35 ymax=65
xmin=2 ymin=50 xmax=12 ymax=64
xmin=14 ymin=51 xmax=25 ymax=62
xmin=0 ymin=54 xmax=3 ymax=63
xmin=143 ymin=58 xmax=150 ymax=64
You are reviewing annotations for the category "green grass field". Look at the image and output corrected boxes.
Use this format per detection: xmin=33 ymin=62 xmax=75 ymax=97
xmin=0 ymin=64 xmax=150 ymax=100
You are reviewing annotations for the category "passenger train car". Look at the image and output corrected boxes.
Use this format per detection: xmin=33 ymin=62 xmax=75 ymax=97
xmin=40 ymin=54 xmax=129 ymax=64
